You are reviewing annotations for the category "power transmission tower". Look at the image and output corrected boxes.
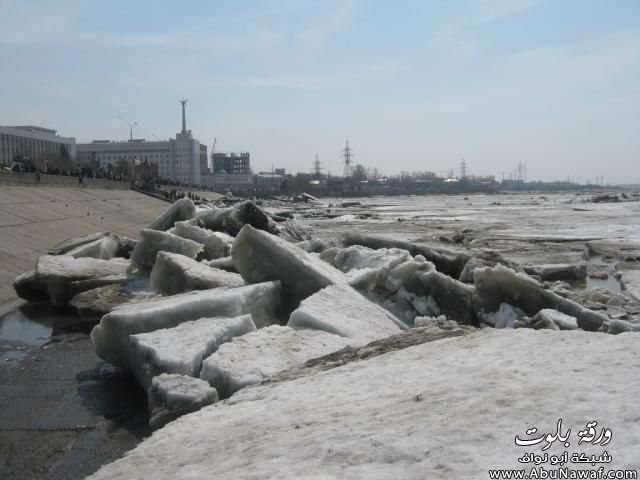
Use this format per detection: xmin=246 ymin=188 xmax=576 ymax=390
xmin=516 ymin=161 xmax=524 ymax=183
xmin=459 ymin=158 xmax=467 ymax=180
xmin=342 ymin=140 xmax=353 ymax=191
xmin=312 ymin=154 xmax=322 ymax=179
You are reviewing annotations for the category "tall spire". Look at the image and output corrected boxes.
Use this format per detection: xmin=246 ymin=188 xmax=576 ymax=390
xmin=179 ymin=98 xmax=188 ymax=134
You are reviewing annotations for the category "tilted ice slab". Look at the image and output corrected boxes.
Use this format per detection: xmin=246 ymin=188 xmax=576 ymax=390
xmin=171 ymin=221 xmax=233 ymax=260
xmin=319 ymin=245 xmax=412 ymax=273
xmin=417 ymin=269 xmax=477 ymax=325
xmin=148 ymin=374 xmax=219 ymax=431
xmin=231 ymin=225 xmax=349 ymax=306
xmin=197 ymin=200 xmax=275 ymax=236
xmin=478 ymin=302 xmax=525 ymax=328
xmin=148 ymin=198 xmax=197 ymax=231
xmin=129 ymin=314 xmax=256 ymax=389
xmin=70 ymin=280 xmax=159 ymax=315
xmin=474 ymin=264 xmax=609 ymax=331
xmin=91 ymin=281 xmax=283 ymax=370
xmin=531 ymin=309 xmax=578 ymax=330
xmin=130 ymin=229 xmax=203 ymax=271
xmin=48 ymin=232 xmax=109 ymax=255
xmin=288 ymin=284 xmax=405 ymax=343
xmin=200 ymin=325 xmax=351 ymax=398
xmin=25 ymin=255 xmax=130 ymax=307
xmin=90 ymin=329 xmax=640 ymax=480
xmin=150 ymin=252 xmax=244 ymax=295
xmin=342 ymin=232 xmax=470 ymax=278
xmin=522 ymin=263 xmax=587 ymax=281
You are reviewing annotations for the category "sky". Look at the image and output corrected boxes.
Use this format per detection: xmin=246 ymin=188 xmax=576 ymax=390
xmin=1 ymin=0 xmax=639 ymax=183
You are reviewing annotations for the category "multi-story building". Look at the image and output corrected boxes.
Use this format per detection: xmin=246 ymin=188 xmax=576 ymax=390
xmin=76 ymin=101 xmax=202 ymax=185
xmin=0 ymin=125 xmax=76 ymax=168
xmin=212 ymin=152 xmax=251 ymax=174
xmin=199 ymin=144 xmax=209 ymax=176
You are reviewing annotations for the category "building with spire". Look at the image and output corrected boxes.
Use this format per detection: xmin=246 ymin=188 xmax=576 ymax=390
xmin=76 ymin=100 xmax=203 ymax=185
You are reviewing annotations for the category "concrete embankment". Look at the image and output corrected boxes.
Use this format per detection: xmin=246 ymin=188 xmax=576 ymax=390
xmin=0 ymin=186 xmax=170 ymax=304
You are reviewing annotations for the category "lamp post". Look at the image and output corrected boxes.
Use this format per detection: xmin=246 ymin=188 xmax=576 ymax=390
xmin=118 ymin=116 xmax=138 ymax=141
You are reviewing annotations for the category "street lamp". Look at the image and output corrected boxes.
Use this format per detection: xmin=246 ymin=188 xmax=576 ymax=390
xmin=118 ymin=116 xmax=138 ymax=141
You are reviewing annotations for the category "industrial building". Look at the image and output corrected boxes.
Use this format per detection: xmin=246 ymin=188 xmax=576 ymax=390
xmin=212 ymin=152 xmax=251 ymax=174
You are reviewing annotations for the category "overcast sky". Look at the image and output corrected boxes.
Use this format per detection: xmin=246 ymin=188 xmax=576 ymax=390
xmin=1 ymin=0 xmax=639 ymax=183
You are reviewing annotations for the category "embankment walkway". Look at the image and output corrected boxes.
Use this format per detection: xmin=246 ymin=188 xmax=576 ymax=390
xmin=0 ymin=186 xmax=169 ymax=304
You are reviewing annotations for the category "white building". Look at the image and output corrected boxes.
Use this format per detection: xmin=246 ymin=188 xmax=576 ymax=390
xmin=0 ymin=125 xmax=76 ymax=167
xmin=76 ymin=100 xmax=202 ymax=185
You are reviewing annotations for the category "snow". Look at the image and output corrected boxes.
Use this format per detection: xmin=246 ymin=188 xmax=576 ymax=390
xmin=89 ymin=328 xmax=640 ymax=479
xmin=32 ymin=255 xmax=130 ymax=307
xmin=148 ymin=374 xmax=219 ymax=430
xmin=129 ymin=314 xmax=256 ymax=389
xmin=479 ymin=302 xmax=526 ymax=328
xmin=147 ymin=198 xmax=197 ymax=231
xmin=150 ymin=252 xmax=244 ymax=295
xmin=90 ymin=281 xmax=283 ymax=370
xmin=532 ymin=309 xmax=578 ymax=330
xmin=200 ymin=325 xmax=351 ymax=398
xmin=171 ymin=221 xmax=233 ymax=260
xmin=130 ymin=229 xmax=203 ymax=271
xmin=231 ymin=225 xmax=349 ymax=305
xmin=287 ymin=284 xmax=406 ymax=343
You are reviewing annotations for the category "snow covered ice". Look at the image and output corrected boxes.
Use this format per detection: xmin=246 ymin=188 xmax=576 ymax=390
xmin=231 ymin=224 xmax=349 ymax=305
xmin=288 ymin=284 xmax=406 ymax=343
xmin=129 ymin=314 xmax=256 ymax=389
xmin=170 ymin=221 xmax=233 ymax=260
xmin=130 ymin=229 xmax=203 ymax=271
xmin=90 ymin=281 xmax=283 ymax=369
xmin=200 ymin=325 xmax=351 ymax=398
xmin=147 ymin=197 xmax=197 ymax=231
xmin=17 ymin=255 xmax=130 ymax=307
xmin=150 ymin=251 xmax=244 ymax=295
xmin=148 ymin=374 xmax=219 ymax=430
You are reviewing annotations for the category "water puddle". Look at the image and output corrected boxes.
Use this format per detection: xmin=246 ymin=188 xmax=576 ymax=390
xmin=0 ymin=302 xmax=97 ymax=363
xmin=582 ymin=255 xmax=623 ymax=293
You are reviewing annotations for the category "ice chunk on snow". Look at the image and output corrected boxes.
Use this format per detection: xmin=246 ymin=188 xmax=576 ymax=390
xmin=417 ymin=270 xmax=476 ymax=325
xmin=478 ymin=302 xmax=525 ymax=328
xmin=474 ymin=265 xmax=609 ymax=331
xmin=90 ymin=281 xmax=283 ymax=370
xmin=32 ymin=255 xmax=129 ymax=307
xmin=129 ymin=314 xmax=256 ymax=389
xmin=287 ymin=284 xmax=405 ymax=344
xmin=532 ymin=309 xmax=578 ymax=330
xmin=130 ymin=229 xmax=203 ymax=271
xmin=200 ymin=325 xmax=350 ymax=398
xmin=148 ymin=374 xmax=219 ymax=430
xmin=48 ymin=232 xmax=110 ymax=255
xmin=171 ymin=221 xmax=233 ymax=260
xmin=148 ymin=198 xmax=197 ymax=231
xmin=201 ymin=256 xmax=236 ymax=272
xmin=231 ymin=225 xmax=348 ymax=306
xmin=150 ymin=252 xmax=244 ymax=295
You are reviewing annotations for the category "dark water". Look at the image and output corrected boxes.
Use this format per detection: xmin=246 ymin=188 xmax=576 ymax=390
xmin=0 ymin=302 xmax=96 ymax=362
